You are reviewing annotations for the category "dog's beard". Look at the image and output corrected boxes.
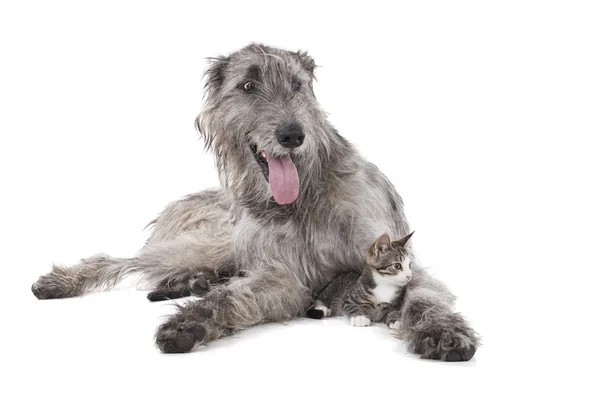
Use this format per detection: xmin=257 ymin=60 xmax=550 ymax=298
xmin=249 ymin=144 xmax=300 ymax=205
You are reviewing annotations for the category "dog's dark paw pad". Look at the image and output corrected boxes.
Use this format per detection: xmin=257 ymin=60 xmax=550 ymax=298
xmin=147 ymin=291 xmax=170 ymax=301
xmin=191 ymin=276 xmax=210 ymax=295
xmin=147 ymin=289 xmax=190 ymax=302
xmin=445 ymin=350 xmax=463 ymax=361
xmin=31 ymin=281 xmax=61 ymax=300
xmin=31 ymin=283 xmax=44 ymax=299
xmin=156 ymin=321 xmax=207 ymax=354
xmin=445 ymin=346 xmax=476 ymax=362
xmin=427 ymin=346 xmax=477 ymax=362
xmin=174 ymin=333 xmax=195 ymax=352
xmin=191 ymin=325 xmax=206 ymax=341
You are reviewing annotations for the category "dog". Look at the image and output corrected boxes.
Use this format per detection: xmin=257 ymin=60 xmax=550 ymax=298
xmin=32 ymin=43 xmax=479 ymax=361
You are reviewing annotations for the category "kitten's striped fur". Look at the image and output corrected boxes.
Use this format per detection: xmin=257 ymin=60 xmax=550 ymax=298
xmin=307 ymin=232 xmax=414 ymax=327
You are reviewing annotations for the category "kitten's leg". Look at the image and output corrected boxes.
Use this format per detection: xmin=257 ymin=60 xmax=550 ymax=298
xmin=378 ymin=301 xmax=403 ymax=329
xmin=155 ymin=268 xmax=311 ymax=353
xmin=349 ymin=315 xmax=371 ymax=327
xmin=385 ymin=310 xmax=403 ymax=329
xmin=341 ymin=293 xmax=374 ymax=327
xmin=388 ymin=321 xmax=402 ymax=329
xmin=394 ymin=269 xmax=480 ymax=361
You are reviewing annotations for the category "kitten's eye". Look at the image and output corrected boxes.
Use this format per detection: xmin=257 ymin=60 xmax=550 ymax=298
xmin=243 ymin=82 xmax=256 ymax=92
xmin=394 ymin=263 xmax=402 ymax=270
xmin=292 ymin=80 xmax=301 ymax=91
xmin=409 ymin=262 xmax=414 ymax=269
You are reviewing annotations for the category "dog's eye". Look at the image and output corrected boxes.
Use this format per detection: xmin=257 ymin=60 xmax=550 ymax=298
xmin=291 ymin=80 xmax=301 ymax=92
xmin=243 ymin=82 xmax=256 ymax=92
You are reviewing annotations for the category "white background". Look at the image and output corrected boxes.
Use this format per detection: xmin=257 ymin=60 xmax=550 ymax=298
xmin=1 ymin=1 xmax=599 ymax=399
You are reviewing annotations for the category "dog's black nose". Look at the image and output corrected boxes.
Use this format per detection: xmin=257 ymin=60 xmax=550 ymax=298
xmin=276 ymin=124 xmax=305 ymax=148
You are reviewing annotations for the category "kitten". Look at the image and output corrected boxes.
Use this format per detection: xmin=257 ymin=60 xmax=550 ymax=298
xmin=307 ymin=231 xmax=415 ymax=328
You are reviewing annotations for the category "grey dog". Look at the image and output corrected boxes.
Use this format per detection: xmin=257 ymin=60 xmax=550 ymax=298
xmin=31 ymin=43 xmax=479 ymax=361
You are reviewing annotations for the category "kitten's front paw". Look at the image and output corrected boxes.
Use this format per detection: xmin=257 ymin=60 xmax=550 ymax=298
xmin=388 ymin=321 xmax=401 ymax=330
xmin=349 ymin=316 xmax=371 ymax=327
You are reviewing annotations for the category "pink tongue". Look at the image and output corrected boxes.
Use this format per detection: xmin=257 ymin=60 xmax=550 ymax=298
xmin=266 ymin=154 xmax=299 ymax=204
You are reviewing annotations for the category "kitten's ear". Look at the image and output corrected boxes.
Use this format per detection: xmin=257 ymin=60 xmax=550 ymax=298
xmin=392 ymin=231 xmax=415 ymax=249
xmin=372 ymin=233 xmax=391 ymax=258
xmin=367 ymin=234 xmax=391 ymax=263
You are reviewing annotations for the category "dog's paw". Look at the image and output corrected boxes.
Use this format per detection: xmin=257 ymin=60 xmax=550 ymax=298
xmin=31 ymin=268 xmax=81 ymax=299
xmin=422 ymin=334 xmax=477 ymax=362
xmin=147 ymin=289 xmax=189 ymax=302
xmin=349 ymin=315 xmax=371 ymax=327
xmin=410 ymin=324 xmax=479 ymax=362
xmin=190 ymin=274 xmax=211 ymax=295
xmin=149 ymin=271 xmax=218 ymax=302
xmin=31 ymin=280 xmax=54 ymax=300
xmin=155 ymin=316 xmax=207 ymax=354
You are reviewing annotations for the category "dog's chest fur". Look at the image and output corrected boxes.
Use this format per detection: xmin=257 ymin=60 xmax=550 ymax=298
xmin=232 ymin=210 xmax=378 ymax=287
xmin=229 ymin=167 xmax=407 ymax=288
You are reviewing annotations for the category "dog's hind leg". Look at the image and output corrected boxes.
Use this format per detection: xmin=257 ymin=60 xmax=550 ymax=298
xmin=31 ymin=188 xmax=236 ymax=300
xmin=139 ymin=230 xmax=236 ymax=301
xmin=31 ymin=254 xmax=134 ymax=299
xmin=154 ymin=267 xmax=311 ymax=353
xmin=146 ymin=265 xmax=238 ymax=302
xmin=32 ymin=230 xmax=235 ymax=300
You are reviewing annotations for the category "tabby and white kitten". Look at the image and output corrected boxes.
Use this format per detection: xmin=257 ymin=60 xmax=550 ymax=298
xmin=306 ymin=232 xmax=415 ymax=328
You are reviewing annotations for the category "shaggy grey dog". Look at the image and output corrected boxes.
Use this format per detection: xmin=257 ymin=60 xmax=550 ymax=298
xmin=31 ymin=43 xmax=479 ymax=361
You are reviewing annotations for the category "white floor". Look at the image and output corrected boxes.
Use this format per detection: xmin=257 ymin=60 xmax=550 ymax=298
xmin=9 ymin=257 xmax=596 ymax=400
xmin=16 ymin=290 xmax=487 ymax=400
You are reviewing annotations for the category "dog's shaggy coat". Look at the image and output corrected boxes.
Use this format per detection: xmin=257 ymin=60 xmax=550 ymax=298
xmin=32 ymin=44 xmax=479 ymax=361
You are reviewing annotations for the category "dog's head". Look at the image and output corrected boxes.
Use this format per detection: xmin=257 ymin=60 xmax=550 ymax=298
xmin=196 ymin=44 xmax=350 ymax=207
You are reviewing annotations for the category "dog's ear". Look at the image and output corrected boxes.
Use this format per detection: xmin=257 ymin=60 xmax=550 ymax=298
xmin=203 ymin=56 xmax=229 ymax=95
xmin=392 ymin=231 xmax=415 ymax=249
xmin=290 ymin=50 xmax=316 ymax=77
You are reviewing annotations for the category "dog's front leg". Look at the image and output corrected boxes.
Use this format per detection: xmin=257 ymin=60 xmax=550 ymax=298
xmin=154 ymin=268 xmax=311 ymax=353
xmin=392 ymin=269 xmax=480 ymax=361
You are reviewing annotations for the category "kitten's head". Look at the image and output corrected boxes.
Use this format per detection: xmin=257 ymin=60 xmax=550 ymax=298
xmin=366 ymin=232 xmax=415 ymax=284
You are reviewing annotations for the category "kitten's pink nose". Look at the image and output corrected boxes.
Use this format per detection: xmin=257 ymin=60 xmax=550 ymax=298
xmin=406 ymin=276 xmax=412 ymax=281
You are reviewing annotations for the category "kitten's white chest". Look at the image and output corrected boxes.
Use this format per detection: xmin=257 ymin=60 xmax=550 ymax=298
xmin=372 ymin=273 xmax=404 ymax=303
xmin=372 ymin=283 xmax=398 ymax=303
